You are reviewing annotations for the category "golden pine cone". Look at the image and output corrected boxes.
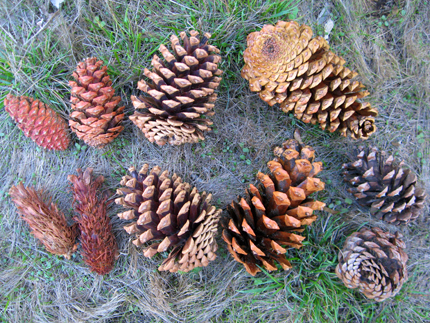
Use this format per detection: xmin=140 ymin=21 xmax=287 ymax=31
xmin=241 ymin=21 xmax=378 ymax=140
xmin=116 ymin=164 xmax=221 ymax=272
xmin=336 ymin=227 xmax=408 ymax=302
xmin=69 ymin=57 xmax=125 ymax=148
xmin=130 ymin=31 xmax=222 ymax=146
xmin=4 ymin=94 xmax=70 ymax=150
xmin=221 ymin=139 xmax=326 ymax=276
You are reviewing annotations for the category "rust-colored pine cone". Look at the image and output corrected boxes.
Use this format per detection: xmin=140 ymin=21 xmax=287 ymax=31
xmin=9 ymin=183 xmax=78 ymax=259
xmin=336 ymin=227 xmax=408 ymax=302
xmin=241 ymin=21 xmax=378 ymax=140
xmin=69 ymin=57 xmax=125 ymax=148
xmin=221 ymin=139 xmax=326 ymax=276
xmin=130 ymin=31 xmax=222 ymax=146
xmin=343 ymin=147 xmax=427 ymax=225
xmin=116 ymin=164 xmax=221 ymax=272
xmin=4 ymin=94 xmax=70 ymax=150
xmin=68 ymin=168 xmax=118 ymax=275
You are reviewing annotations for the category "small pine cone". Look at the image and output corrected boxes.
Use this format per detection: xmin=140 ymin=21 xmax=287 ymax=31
xmin=4 ymin=94 xmax=70 ymax=150
xmin=69 ymin=57 xmax=125 ymax=148
xmin=116 ymin=165 xmax=222 ymax=272
xmin=336 ymin=227 xmax=408 ymax=302
xmin=343 ymin=147 xmax=427 ymax=224
xmin=241 ymin=21 xmax=378 ymax=140
xmin=221 ymin=139 xmax=326 ymax=276
xmin=68 ymin=168 xmax=118 ymax=275
xmin=9 ymin=183 xmax=78 ymax=259
xmin=130 ymin=31 xmax=222 ymax=146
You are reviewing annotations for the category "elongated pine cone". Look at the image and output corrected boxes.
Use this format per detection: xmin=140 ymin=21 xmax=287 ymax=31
xmin=68 ymin=168 xmax=118 ymax=275
xmin=130 ymin=31 xmax=222 ymax=145
xmin=69 ymin=57 xmax=125 ymax=148
xmin=241 ymin=21 xmax=378 ymax=139
xmin=9 ymin=183 xmax=78 ymax=259
xmin=343 ymin=147 xmax=427 ymax=225
xmin=336 ymin=227 xmax=408 ymax=302
xmin=4 ymin=94 xmax=70 ymax=150
xmin=116 ymin=165 xmax=221 ymax=272
xmin=221 ymin=139 xmax=326 ymax=275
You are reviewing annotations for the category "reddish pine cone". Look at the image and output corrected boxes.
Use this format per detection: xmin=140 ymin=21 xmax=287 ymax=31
xmin=241 ymin=21 xmax=378 ymax=140
xmin=68 ymin=168 xmax=118 ymax=275
xmin=336 ymin=227 xmax=408 ymax=302
xmin=69 ymin=57 xmax=125 ymax=148
xmin=221 ymin=139 xmax=326 ymax=275
xmin=130 ymin=30 xmax=222 ymax=146
xmin=116 ymin=165 xmax=221 ymax=272
xmin=4 ymin=94 xmax=70 ymax=150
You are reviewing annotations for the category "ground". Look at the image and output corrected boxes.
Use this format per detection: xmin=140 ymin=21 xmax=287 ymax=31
xmin=0 ymin=0 xmax=429 ymax=322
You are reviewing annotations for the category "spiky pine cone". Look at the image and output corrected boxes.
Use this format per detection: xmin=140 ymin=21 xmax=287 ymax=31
xmin=69 ymin=57 xmax=125 ymax=148
xmin=343 ymin=147 xmax=427 ymax=225
xmin=115 ymin=164 xmax=221 ymax=272
xmin=68 ymin=168 xmax=118 ymax=275
xmin=4 ymin=94 xmax=70 ymax=150
xmin=221 ymin=139 xmax=326 ymax=276
xmin=9 ymin=183 xmax=78 ymax=259
xmin=130 ymin=31 xmax=222 ymax=146
xmin=336 ymin=227 xmax=408 ymax=302
xmin=241 ymin=21 xmax=378 ymax=140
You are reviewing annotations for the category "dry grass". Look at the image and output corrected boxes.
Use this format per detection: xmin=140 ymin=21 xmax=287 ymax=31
xmin=0 ymin=0 xmax=429 ymax=322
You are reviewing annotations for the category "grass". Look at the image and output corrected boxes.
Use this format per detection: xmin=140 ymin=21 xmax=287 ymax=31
xmin=0 ymin=0 xmax=429 ymax=322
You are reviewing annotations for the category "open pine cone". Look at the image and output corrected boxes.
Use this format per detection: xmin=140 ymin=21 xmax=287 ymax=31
xmin=343 ymin=147 xmax=427 ymax=224
xmin=221 ymin=139 xmax=326 ymax=275
xmin=130 ymin=31 xmax=222 ymax=145
xmin=116 ymin=164 xmax=221 ymax=272
xmin=336 ymin=227 xmax=408 ymax=302
xmin=4 ymin=94 xmax=70 ymax=150
xmin=241 ymin=21 xmax=378 ymax=139
xmin=69 ymin=57 xmax=125 ymax=148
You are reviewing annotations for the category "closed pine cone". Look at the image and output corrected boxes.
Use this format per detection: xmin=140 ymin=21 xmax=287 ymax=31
xmin=241 ymin=21 xmax=378 ymax=140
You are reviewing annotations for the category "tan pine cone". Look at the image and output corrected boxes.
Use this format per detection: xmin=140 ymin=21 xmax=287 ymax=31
xmin=4 ymin=94 xmax=70 ymax=150
xmin=69 ymin=57 xmax=125 ymax=148
xmin=221 ymin=139 xmax=326 ymax=276
xmin=116 ymin=164 xmax=221 ymax=272
xmin=336 ymin=227 xmax=408 ymax=302
xmin=130 ymin=31 xmax=222 ymax=146
xmin=241 ymin=21 xmax=378 ymax=140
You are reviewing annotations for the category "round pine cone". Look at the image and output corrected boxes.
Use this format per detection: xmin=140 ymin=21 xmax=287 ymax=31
xmin=130 ymin=30 xmax=222 ymax=146
xmin=336 ymin=227 xmax=408 ymax=302
xmin=241 ymin=21 xmax=378 ymax=140
xmin=221 ymin=139 xmax=326 ymax=276
xmin=116 ymin=165 xmax=222 ymax=272
xmin=343 ymin=147 xmax=427 ymax=224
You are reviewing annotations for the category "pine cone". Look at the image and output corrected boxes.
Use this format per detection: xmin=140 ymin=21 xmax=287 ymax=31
xmin=4 ymin=94 xmax=70 ymax=150
xmin=130 ymin=31 xmax=222 ymax=146
xmin=9 ymin=183 xmax=78 ymax=259
xmin=343 ymin=147 xmax=426 ymax=225
xmin=335 ymin=227 xmax=408 ymax=302
xmin=221 ymin=139 xmax=326 ymax=275
xmin=241 ymin=21 xmax=378 ymax=140
xmin=68 ymin=168 xmax=118 ymax=275
xmin=115 ymin=165 xmax=221 ymax=272
xmin=69 ymin=57 xmax=125 ymax=148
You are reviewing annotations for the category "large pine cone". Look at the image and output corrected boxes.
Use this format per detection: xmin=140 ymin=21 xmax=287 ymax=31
xmin=343 ymin=147 xmax=426 ymax=225
xmin=336 ymin=227 xmax=408 ymax=302
xmin=130 ymin=31 xmax=222 ymax=146
xmin=221 ymin=139 xmax=326 ymax=276
xmin=4 ymin=94 xmax=70 ymax=150
xmin=116 ymin=165 xmax=221 ymax=272
xmin=69 ymin=57 xmax=125 ymax=148
xmin=241 ymin=21 xmax=378 ymax=140
xmin=9 ymin=183 xmax=78 ymax=259
xmin=68 ymin=168 xmax=118 ymax=275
